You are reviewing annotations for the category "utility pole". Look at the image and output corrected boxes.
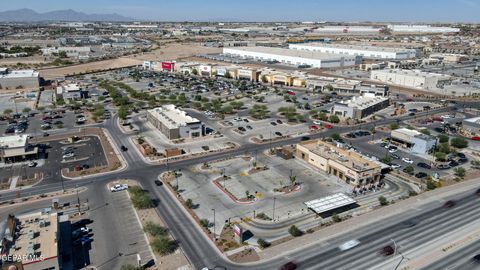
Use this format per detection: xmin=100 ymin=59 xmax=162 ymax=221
xmin=61 ymin=176 xmax=65 ymax=193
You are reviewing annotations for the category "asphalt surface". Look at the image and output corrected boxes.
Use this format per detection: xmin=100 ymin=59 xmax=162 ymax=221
xmin=0 ymin=100 xmax=478 ymax=270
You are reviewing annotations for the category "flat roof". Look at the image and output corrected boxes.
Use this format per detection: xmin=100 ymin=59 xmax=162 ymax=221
xmin=13 ymin=211 xmax=58 ymax=261
xmin=299 ymin=140 xmax=380 ymax=172
xmin=148 ymin=104 xmax=201 ymax=129
xmin=372 ymin=69 xmax=451 ymax=79
xmin=224 ymin=46 xmax=354 ymax=60
xmin=464 ymin=117 xmax=480 ymax=124
xmin=291 ymin=43 xmax=416 ymax=53
xmin=0 ymin=135 xmax=28 ymax=149
xmin=336 ymin=94 xmax=388 ymax=110
xmin=0 ymin=69 xmax=39 ymax=79
xmin=304 ymin=193 xmax=356 ymax=214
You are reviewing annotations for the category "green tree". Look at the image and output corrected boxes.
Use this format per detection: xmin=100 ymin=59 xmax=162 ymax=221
xmin=200 ymin=219 xmax=209 ymax=227
xmin=450 ymin=137 xmax=468 ymax=149
xmin=191 ymin=69 xmax=198 ymax=75
xmin=186 ymin=198 xmax=194 ymax=209
xmin=426 ymin=179 xmax=437 ymax=190
xmin=420 ymin=129 xmax=430 ymax=135
xmin=437 ymin=134 xmax=449 ymax=144
xmin=118 ymin=105 xmax=129 ymax=120
xmin=390 ymin=123 xmax=399 ymax=130
xmin=329 ymin=115 xmax=340 ymax=123
xmin=261 ymin=75 xmax=268 ymax=83
xmin=380 ymin=156 xmax=392 ymax=165
xmin=330 ymin=133 xmax=341 ymax=141
xmin=331 ymin=213 xmax=342 ymax=222
xmin=434 ymin=152 xmax=447 ymax=162
xmin=3 ymin=108 xmax=13 ymax=115
xmin=150 ymin=236 xmax=175 ymax=255
xmin=288 ymin=225 xmax=303 ymax=237
xmin=403 ymin=165 xmax=414 ymax=175
xmin=454 ymin=167 xmax=466 ymax=178
xmin=22 ymin=107 xmax=31 ymax=113
xmin=257 ymin=238 xmax=270 ymax=248
xmin=378 ymin=196 xmax=389 ymax=206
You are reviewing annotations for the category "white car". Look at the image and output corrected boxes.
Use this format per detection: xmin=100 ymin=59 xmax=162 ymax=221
xmin=339 ymin=239 xmax=360 ymax=251
xmin=63 ymin=153 xmax=75 ymax=159
xmin=388 ymin=148 xmax=397 ymax=153
xmin=28 ymin=161 xmax=37 ymax=167
xmin=390 ymin=164 xmax=401 ymax=169
xmin=233 ymin=117 xmax=242 ymax=122
xmin=402 ymin=157 xmax=414 ymax=164
xmin=110 ymin=184 xmax=128 ymax=192
xmin=313 ymin=120 xmax=322 ymax=125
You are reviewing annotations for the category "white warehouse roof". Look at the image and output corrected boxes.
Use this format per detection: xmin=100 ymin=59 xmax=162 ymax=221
xmin=304 ymin=193 xmax=356 ymax=214
xmin=0 ymin=69 xmax=39 ymax=79
xmin=224 ymin=46 xmax=353 ymax=61
xmin=290 ymin=42 xmax=416 ymax=54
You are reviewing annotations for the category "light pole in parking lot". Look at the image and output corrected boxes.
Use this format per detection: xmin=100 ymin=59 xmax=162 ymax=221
xmin=211 ymin=208 xmax=216 ymax=241
xmin=272 ymin=197 xmax=276 ymax=221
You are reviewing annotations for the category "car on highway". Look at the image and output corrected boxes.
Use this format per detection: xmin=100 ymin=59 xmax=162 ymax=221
xmin=379 ymin=245 xmax=395 ymax=256
xmin=402 ymin=157 xmax=413 ymax=164
xmin=338 ymin=239 xmax=360 ymax=251
xmin=444 ymin=200 xmax=456 ymax=208
xmin=121 ymin=145 xmax=128 ymax=151
xmin=110 ymin=184 xmax=128 ymax=192
xmin=301 ymin=136 xmax=311 ymax=141
xmin=472 ymin=254 xmax=480 ymax=263
xmin=154 ymin=180 xmax=163 ymax=186
xmin=270 ymin=121 xmax=277 ymax=126
xmin=280 ymin=262 xmax=297 ymax=270
xmin=276 ymin=119 xmax=283 ymax=124
xmin=417 ymin=162 xmax=431 ymax=169
xmin=275 ymin=131 xmax=283 ymax=136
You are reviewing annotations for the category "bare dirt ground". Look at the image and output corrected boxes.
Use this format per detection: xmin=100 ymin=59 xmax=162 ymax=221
xmin=39 ymin=57 xmax=142 ymax=79
xmin=39 ymin=42 xmax=221 ymax=79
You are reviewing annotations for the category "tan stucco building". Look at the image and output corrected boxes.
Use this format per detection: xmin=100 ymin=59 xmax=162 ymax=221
xmin=296 ymin=140 xmax=381 ymax=186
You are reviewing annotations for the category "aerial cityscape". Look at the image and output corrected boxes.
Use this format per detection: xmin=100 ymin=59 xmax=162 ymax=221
xmin=1 ymin=1 xmax=480 ymax=270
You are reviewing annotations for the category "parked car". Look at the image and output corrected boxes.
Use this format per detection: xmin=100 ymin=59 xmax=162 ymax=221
xmin=390 ymin=154 xmax=400 ymax=159
xmin=154 ymin=180 xmax=163 ymax=186
xmin=415 ymin=172 xmax=428 ymax=178
xmin=402 ymin=157 xmax=413 ymax=164
xmin=275 ymin=131 xmax=283 ymax=136
xmin=390 ymin=164 xmax=401 ymax=169
xmin=417 ymin=162 xmax=432 ymax=169
xmin=28 ymin=161 xmax=37 ymax=167
xmin=270 ymin=122 xmax=277 ymax=126
xmin=276 ymin=119 xmax=283 ymax=124
xmin=62 ymin=153 xmax=75 ymax=159
xmin=110 ymin=184 xmax=128 ymax=192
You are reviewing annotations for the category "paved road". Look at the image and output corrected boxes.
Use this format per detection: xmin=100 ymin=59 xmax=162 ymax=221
xmin=0 ymin=101 xmax=478 ymax=269
xmin=420 ymin=239 xmax=480 ymax=270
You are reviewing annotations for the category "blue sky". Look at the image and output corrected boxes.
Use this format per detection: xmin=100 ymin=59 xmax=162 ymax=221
xmin=2 ymin=0 xmax=480 ymax=22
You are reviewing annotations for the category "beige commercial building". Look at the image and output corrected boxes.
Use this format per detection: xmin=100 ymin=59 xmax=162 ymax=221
xmin=0 ymin=211 xmax=60 ymax=270
xmin=147 ymin=105 xmax=205 ymax=140
xmin=296 ymin=140 xmax=381 ymax=186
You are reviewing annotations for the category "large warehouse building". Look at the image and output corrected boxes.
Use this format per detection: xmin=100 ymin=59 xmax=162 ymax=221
xmin=331 ymin=93 xmax=390 ymax=119
xmin=147 ymin=105 xmax=205 ymax=140
xmin=223 ymin=47 xmax=357 ymax=68
xmin=0 ymin=68 xmax=40 ymax=90
xmin=289 ymin=43 xmax=417 ymax=60
xmin=370 ymin=69 xmax=451 ymax=90
xmin=296 ymin=140 xmax=381 ymax=186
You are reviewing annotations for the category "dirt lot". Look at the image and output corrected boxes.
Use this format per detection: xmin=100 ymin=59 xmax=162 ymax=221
xmin=39 ymin=57 xmax=142 ymax=79
xmin=130 ymin=43 xmax=221 ymax=62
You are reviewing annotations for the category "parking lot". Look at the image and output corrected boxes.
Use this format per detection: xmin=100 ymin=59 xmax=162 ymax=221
xmin=173 ymin=154 xmax=352 ymax=237
xmin=0 ymin=135 xmax=107 ymax=188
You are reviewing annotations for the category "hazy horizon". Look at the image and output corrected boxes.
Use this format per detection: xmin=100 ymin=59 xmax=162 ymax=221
xmin=1 ymin=0 xmax=480 ymax=23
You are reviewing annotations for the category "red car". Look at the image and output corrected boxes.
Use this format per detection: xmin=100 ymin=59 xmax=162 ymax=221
xmin=472 ymin=136 xmax=480 ymax=141
xmin=324 ymin=124 xmax=333 ymax=129
xmin=287 ymin=91 xmax=296 ymax=95
xmin=280 ymin=262 xmax=297 ymax=270
xmin=310 ymin=125 xmax=319 ymax=130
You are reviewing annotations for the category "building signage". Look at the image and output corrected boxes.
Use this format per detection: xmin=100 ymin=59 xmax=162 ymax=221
xmin=216 ymin=68 xmax=226 ymax=76
xmin=233 ymin=224 xmax=242 ymax=236
xmin=161 ymin=62 xmax=173 ymax=71
xmin=200 ymin=65 xmax=211 ymax=73
xmin=237 ymin=69 xmax=252 ymax=77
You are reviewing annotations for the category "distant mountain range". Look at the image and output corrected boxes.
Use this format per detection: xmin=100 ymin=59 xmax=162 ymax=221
xmin=0 ymin=8 xmax=134 ymax=22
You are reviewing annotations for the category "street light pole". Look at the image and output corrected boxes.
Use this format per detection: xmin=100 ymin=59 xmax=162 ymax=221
xmin=391 ymin=238 xmax=405 ymax=270
xmin=212 ymin=208 xmax=216 ymax=241
xmin=272 ymin=197 xmax=276 ymax=221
